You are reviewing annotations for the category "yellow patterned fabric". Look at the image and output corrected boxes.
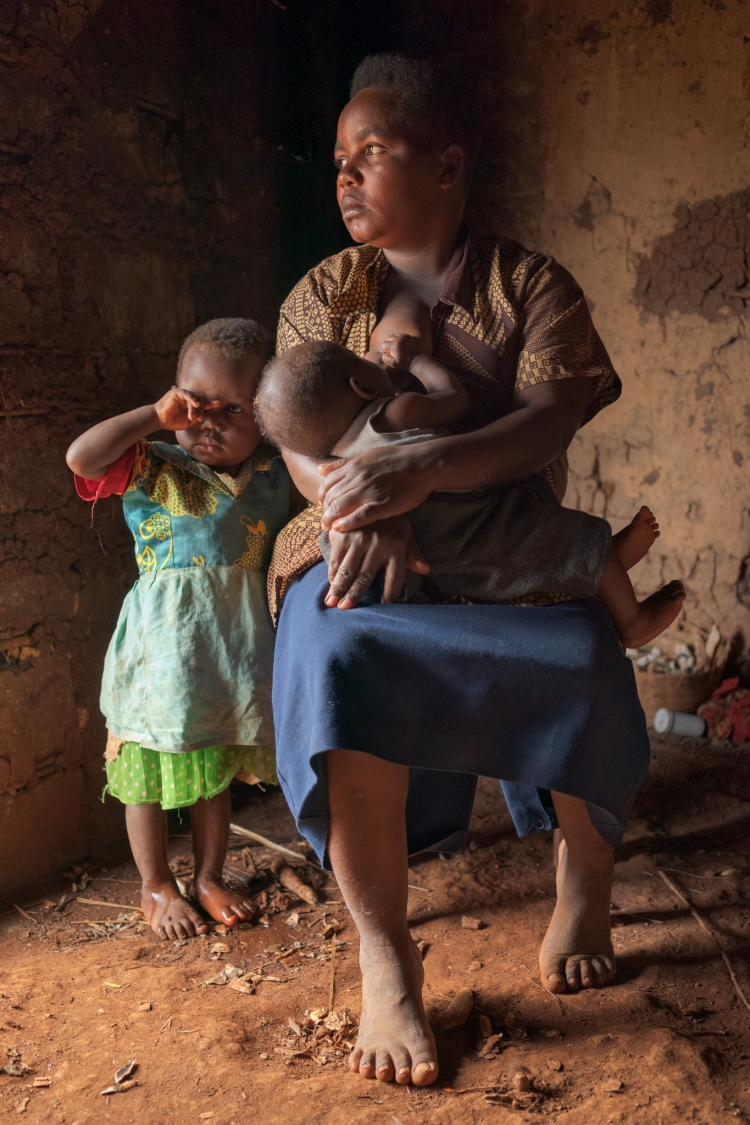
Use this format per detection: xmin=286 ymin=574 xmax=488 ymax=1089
xmin=269 ymin=232 xmax=621 ymax=618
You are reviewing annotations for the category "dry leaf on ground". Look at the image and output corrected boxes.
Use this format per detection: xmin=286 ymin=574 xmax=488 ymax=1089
xmin=436 ymin=987 xmax=474 ymax=1031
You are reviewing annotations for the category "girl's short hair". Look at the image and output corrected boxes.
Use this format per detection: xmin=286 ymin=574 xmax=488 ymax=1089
xmin=177 ymin=318 xmax=270 ymax=376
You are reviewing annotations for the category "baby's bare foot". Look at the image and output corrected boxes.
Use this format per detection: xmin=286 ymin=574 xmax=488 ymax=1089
xmin=613 ymin=506 xmax=660 ymax=570
xmin=141 ymin=880 xmax=209 ymax=941
xmin=540 ymin=839 xmax=616 ymax=993
xmin=194 ymin=875 xmax=256 ymax=927
xmin=620 ymin=580 xmax=686 ymax=648
xmin=350 ymin=933 xmax=438 ymax=1086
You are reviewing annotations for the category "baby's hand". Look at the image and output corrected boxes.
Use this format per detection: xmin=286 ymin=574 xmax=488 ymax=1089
xmin=379 ymin=333 xmax=423 ymax=371
xmin=154 ymin=386 xmax=205 ymax=431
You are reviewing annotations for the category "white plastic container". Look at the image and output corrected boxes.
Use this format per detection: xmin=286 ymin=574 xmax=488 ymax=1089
xmin=653 ymin=708 xmax=707 ymax=737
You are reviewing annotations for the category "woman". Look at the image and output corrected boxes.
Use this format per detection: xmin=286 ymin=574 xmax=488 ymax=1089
xmin=269 ymin=55 xmax=650 ymax=1086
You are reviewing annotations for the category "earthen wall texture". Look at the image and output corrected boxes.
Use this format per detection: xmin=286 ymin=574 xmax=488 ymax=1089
xmin=492 ymin=0 xmax=750 ymax=647
xmin=0 ymin=0 xmax=278 ymax=898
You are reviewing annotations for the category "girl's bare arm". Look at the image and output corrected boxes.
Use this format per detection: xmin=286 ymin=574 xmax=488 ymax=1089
xmin=66 ymin=388 xmax=204 ymax=481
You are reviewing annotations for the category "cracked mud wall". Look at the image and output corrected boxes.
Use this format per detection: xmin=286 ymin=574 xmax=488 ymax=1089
xmin=0 ymin=0 xmax=278 ymax=898
xmin=496 ymin=0 xmax=750 ymax=644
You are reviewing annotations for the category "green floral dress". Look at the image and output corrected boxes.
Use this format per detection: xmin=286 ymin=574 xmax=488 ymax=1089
xmin=77 ymin=440 xmax=289 ymax=809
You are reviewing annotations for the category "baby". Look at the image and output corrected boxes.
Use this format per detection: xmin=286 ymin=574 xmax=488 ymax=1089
xmin=256 ymin=300 xmax=685 ymax=649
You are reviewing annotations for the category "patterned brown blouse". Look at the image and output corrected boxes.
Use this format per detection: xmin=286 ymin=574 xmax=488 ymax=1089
xmin=267 ymin=231 xmax=620 ymax=621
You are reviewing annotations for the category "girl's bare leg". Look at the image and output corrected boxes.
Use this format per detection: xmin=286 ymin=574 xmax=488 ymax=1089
xmin=326 ymin=749 xmax=438 ymax=1086
xmin=540 ymin=792 xmax=616 ymax=992
xmin=125 ymin=803 xmax=208 ymax=940
xmin=191 ymin=788 xmax=255 ymax=926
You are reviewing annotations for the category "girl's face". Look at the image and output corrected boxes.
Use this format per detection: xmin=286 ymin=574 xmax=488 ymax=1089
xmin=334 ymin=88 xmax=465 ymax=251
xmin=176 ymin=346 xmax=263 ymax=472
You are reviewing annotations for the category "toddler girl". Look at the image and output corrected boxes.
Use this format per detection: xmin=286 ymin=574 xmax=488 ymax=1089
xmin=67 ymin=319 xmax=289 ymax=940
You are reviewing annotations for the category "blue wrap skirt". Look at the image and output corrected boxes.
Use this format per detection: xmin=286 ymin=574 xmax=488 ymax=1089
xmin=272 ymin=563 xmax=650 ymax=868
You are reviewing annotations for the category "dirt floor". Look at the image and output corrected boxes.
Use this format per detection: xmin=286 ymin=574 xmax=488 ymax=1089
xmin=1 ymin=733 xmax=749 ymax=1125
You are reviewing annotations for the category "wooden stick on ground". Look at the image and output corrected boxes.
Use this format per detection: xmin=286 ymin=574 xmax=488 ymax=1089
xmin=77 ymin=898 xmax=143 ymax=912
xmin=329 ymin=934 xmax=336 ymax=1010
xmin=657 ymin=869 xmax=750 ymax=1015
xmin=10 ymin=901 xmax=39 ymax=925
xmin=228 ymin=824 xmax=308 ymax=864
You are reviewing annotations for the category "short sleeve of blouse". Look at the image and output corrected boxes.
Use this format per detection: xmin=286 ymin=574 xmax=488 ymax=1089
xmin=73 ymin=441 xmax=144 ymax=501
xmin=513 ymin=254 xmax=621 ymax=424
xmin=277 ymin=271 xmax=340 ymax=354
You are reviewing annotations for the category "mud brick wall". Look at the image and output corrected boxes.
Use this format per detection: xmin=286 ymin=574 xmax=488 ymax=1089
xmin=488 ymin=0 xmax=750 ymax=645
xmin=0 ymin=0 xmax=278 ymax=898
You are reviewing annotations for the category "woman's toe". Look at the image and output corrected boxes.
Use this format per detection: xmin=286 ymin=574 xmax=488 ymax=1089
xmin=375 ymin=1051 xmax=395 ymax=1083
xmin=358 ymin=1049 xmax=376 ymax=1079
xmin=579 ymin=958 xmax=595 ymax=988
xmin=412 ymin=1059 xmax=438 ymax=1086
xmin=390 ymin=1046 xmax=411 ymax=1084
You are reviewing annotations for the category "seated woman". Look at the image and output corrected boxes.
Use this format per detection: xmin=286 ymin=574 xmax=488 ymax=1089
xmin=268 ymin=54 xmax=654 ymax=1087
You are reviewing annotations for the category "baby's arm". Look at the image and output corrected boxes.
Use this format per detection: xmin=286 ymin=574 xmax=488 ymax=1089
xmin=378 ymin=334 xmax=469 ymax=432
xmin=66 ymin=387 xmax=205 ymax=481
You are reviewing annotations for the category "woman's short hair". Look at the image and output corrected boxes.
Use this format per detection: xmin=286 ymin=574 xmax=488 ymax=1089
xmin=350 ymin=53 xmax=478 ymax=161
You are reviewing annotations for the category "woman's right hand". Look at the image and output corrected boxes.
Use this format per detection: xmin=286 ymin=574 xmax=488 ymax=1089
xmin=325 ymin=515 xmax=429 ymax=609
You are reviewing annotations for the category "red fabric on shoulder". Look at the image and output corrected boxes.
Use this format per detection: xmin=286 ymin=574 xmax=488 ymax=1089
xmin=74 ymin=444 xmax=137 ymax=501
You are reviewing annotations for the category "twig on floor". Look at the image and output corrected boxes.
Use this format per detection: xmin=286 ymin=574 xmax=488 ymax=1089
xmin=526 ymin=975 xmax=565 ymax=1011
xmin=656 ymin=867 xmax=722 ymax=880
xmin=9 ymin=901 xmax=39 ymax=925
xmin=94 ymin=878 xmax=142 ymax=884
xmin=407 ymin=884 xmax=432 ymax=894
xmin=77 ymin=898 xmax=143 ymax=911
xmin=228 ymin=824 xmax=308 ymax=863
xmin=329 ymin=934 xmax=336 ymax=1009
xmin=656 ymin=869 xmax=750 ymax=1015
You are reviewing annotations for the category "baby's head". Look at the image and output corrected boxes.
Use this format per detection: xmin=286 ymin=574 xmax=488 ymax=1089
xmin=256 ymin=341 xmax=393 ymax=458
xmin=176 ymin=318 xmax=270 ymax=470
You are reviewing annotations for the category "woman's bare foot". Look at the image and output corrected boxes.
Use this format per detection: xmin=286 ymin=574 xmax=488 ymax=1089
xmin=351 ymin=933 xmax=438 ymax=1086
xmin=540 ymin=838 xmax=616 ymax=992
xmin=620 ymin=580 xmax=686 ymax=648
xmin=194 ymin=875 xmax=256 ymax=927
xmin=612 ymin=506 xmax=660 ymax=571
xmin=141 ymin=879 xmax=209 ymax=941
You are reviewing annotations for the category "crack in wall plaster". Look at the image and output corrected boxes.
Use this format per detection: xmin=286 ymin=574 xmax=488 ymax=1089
xmin=634 ymin=189 xmax=750 ymax=321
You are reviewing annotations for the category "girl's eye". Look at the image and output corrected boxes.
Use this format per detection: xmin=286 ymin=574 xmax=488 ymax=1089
xmin=365 ymin=143 xmax=385 ymax=156
xmin=226 ymin=403 xmax=243 ymax=414
xmin=334 ymin=155 xmax=345 ymax=170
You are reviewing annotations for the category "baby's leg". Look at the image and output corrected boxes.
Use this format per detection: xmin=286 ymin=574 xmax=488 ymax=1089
xmin=368 ymin=292 xmax=433 ymax=364
xmin=598 ymin=550 xmax=685 ymax=648
xmin=612 ymin=506 xmax=660 ymax=570
xmin=191 ymin=788 xmax=256 ymax=926
xmin=125 ymin=803 xmax=209 ymax=940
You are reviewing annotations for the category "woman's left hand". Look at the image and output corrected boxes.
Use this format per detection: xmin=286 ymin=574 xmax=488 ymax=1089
xmin=325 ymin=516 xmax=429 ymax=608
xmin=318 ymin=445 xmax=433 ymax=532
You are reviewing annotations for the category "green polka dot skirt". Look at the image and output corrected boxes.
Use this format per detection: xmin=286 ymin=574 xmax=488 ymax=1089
xmin=105 ymin=742 xmax=277 ymax=810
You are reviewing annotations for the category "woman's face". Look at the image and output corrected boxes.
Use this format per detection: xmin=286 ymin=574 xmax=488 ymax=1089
xmin=334 ymin=88 xmax=464 ymax=250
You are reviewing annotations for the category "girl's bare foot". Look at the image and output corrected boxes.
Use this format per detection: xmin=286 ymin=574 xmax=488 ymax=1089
xmin=350 ymin=932 xmax=438 ymax=1086
xmin=620 ymin=580 xmax=686 ymax=648
xmin=194 ymin=875 xmax=256 ymax=927
xmin=612 ymin=505 xmax=660 ymax=570
xmin=540 ymin=838 xmax=616 ymax=992
xmin=141 ymin=879 xmax=209 ymax=941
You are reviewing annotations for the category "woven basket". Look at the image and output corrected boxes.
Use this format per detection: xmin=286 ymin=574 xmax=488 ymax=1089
xmin=634 ymin=665 xmax=722 ymax=726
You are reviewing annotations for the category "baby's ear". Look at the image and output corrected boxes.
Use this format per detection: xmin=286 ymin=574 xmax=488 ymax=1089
xmin=349 ymin=375 xmax=378 ymax=401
